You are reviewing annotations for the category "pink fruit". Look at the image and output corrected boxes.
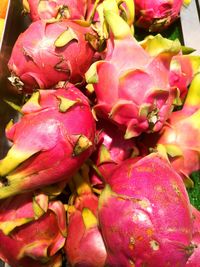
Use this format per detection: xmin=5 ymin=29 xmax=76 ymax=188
xmin=65 ymin=166 xmax=107 ymax=267
xmin=86 ymin=8 xmax=182 ymax=138
xmin=169 ymin=55 xmax=200 ymax=101
xmin=0 ymin=192 xmax=67 ymax=267
xmin=8 ymin=19 xmax=96 ymax=93
xmin=98 ymin=152 xmax=194 ymax=267
xmin=142 ymin=72 xmax=200 ymax=183
xmin=186 ymin=206 xmax=200 ymax=267
xmin=90 ymin=119 xmax=138 ymax=186
xmin=25 ymin=0 xmax=88 ymax=21
xmin=134 ymin=0 xmax=183 ymax=32
xmin=0 ymin=85 xmax=96 ymax=199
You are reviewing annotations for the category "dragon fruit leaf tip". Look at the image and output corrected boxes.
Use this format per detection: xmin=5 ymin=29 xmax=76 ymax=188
xmin=184 ymin=72 xmax=200 ymax=107
xmin=103 ymin=0 xmax=132 ymax=39
xmin=0 ymin=87 xmax=96 ymax=199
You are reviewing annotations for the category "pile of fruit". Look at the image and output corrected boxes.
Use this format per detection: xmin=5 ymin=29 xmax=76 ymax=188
xmin=0 ymin=0 xmax=200 ymax=266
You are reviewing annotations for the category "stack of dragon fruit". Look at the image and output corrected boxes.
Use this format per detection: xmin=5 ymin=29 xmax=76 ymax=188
xmin=0 ymin=0 xmax=200 ymax=266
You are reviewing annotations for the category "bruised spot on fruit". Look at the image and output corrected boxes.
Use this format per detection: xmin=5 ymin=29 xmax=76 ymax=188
xmin=146 ymin=228 xmax=154 ymax=237
xmin=136 ymin=235 xmax=144 ymax=242
xmin=150 ymin=240 xmax=160 ymax=251
xmin=129 ymin=259 xmax=135 ymax=266
xmin=172 ymin=183 xmax=181 ymax=196
xmin=155 ymin=185 xmax=163 ymax=192
xmin=136 ymin=166 xmax=154 ymax=173
xmin=110 ymin=225 xmax=118 ymax=233
xmin=117 ymin=196 xmax=126 ymax=202
xmin=55 ymin=56 xmax=71 ymax=75
xmin=129 ymin=236 xmax=135 ymax=250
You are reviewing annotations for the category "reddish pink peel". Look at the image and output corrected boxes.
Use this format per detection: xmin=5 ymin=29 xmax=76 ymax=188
xmin=65 ymin=171 xmax=107 ymax=267
xmin=186 ymin=206 xmax=200 ymax=267
xmin=98 ymin=153 xmax=193 ymax=267
xmin=8 ymin=20 xmax=96 ymax=93
xmin=26 ymin=0 xmax=88 ymax=21
xmin=0 ymin=85 xmax=96 ymax=199
xmin=134 ymin=0 xmax=183 ymax=32
xmin=90 ymin=119 xmax=138 ymax=187
xmin=0 ymin=193 xmax=66 ymax=267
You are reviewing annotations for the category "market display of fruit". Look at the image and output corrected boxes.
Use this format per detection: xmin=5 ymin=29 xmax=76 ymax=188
xmin=0 ymin=0 xmax=199 ymax=266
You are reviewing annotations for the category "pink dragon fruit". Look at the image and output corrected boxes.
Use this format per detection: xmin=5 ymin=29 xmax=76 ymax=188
xmin=134 ymin=0 xmax=183 ymax=32
xmin=65 ymin=165 xmax=107 ymax=267
xmin=90 ymin=119 xmax=138 ymax=187
xmin=186 ymin=206 xmax=200 ymax=266
xmin=169 ymin=54 xmax=200 ymax=101
xmin=8 ymin=19 xmax=97 ymax=93
xmin=98 ymin=152 xmax=194 ymax=267
xmin=0 ymin=191 xmax=67 ymax=267
xmin=141 ymin=72 xmax=200 ymax=184
xmin=86 ymin=5 xmax=183 ymax=139
xmin=0 ymin=85 xmax=96 ymax=199
xmin=24 ymin=0 xmax=88 ymax=21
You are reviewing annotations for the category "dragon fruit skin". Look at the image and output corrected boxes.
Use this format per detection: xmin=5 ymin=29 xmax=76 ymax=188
xmin=134 ymin=0 xmax=183 ymax=32
xmin=186 ymin=206 xmax=200 ymax=267
xmin=65 ymin=168 xmax=107 ymax=267
xmin=25 ymin=0 xmax=87 ymax=21
xmin=0 ymin=192 xmax=67 ymax=267
xmin=141 ymin=72 xmax=200 ymax=182
xmin=98 ymin=152 xmax=194 ymax=267
xmin=86 ymin=6 xmax=183 ymax=138
xmin=90 ymin=119 xmax=138 ymax=186
xmin=0 ymin=85 xmax=96 ymax=199
xmin=169 ymin=55 xmax=200 ymax=101
xmin=66 ymin=196 xmax=107 ymax=267
xmin=8 ymin=19 xmax=96 ymax=93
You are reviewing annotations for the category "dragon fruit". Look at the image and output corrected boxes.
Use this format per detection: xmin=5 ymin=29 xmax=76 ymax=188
xmin=8 ymin=19 xmax=97 ymax=93
xmin=169 ymin=54 xmax=200 ymax=101
xmin=98 ymin=152 xmax=194 ymax=267
xmin=86 ymin=3 xmax=183 ymax=138
xmin=141 ymin=72 xmax=200 ymax=184
xmin=65 ymin=165 xmax=107 ymax=267
xmin=90 ymin=119 xmax=138 ymax=187
xmin=186 ymin=206 xmax=200 ymax=267
xmin=134 ymin=0 xmax=183 ymax=32
xmin=0 ymin=85 xmax=96 ymax=199
xmin=0 ymin=191 xmax=67 ymax=267
xmin=24 ymin=0 xmax=88 ymax=21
